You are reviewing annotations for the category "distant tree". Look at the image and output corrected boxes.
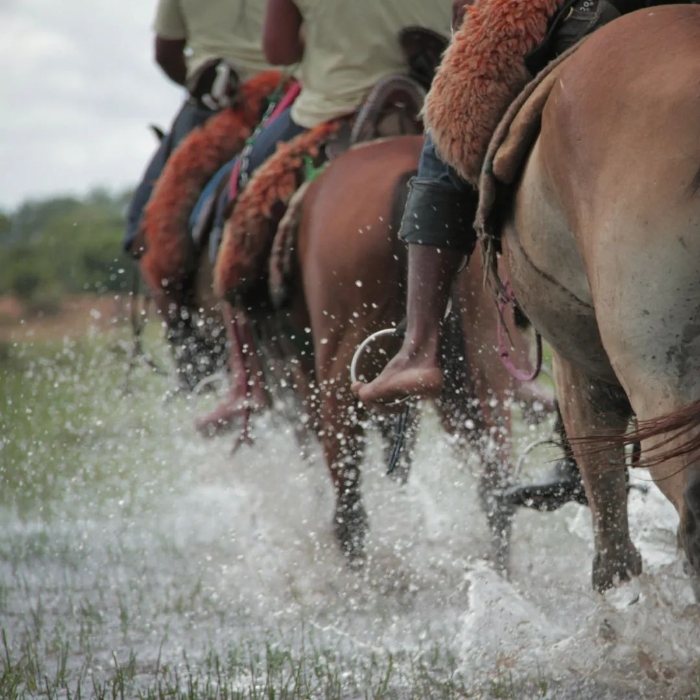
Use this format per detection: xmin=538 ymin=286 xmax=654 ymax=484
xmin=0 ymin=212 xmax=11 ymax=241
xmin=0 ymin=189 xmax=133 ymax=299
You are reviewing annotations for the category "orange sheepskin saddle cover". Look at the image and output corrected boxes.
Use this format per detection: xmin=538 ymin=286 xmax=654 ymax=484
xmin=423 ymin=0 xmax=566 ymax=186
xmin=138 ymin=71 xmax=283 ymax=298
xmin=214 ymin=120 xmax=344 ymax=302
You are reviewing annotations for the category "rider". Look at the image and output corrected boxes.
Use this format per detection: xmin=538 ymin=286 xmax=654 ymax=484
xmin=194 ymin=0 xmax=454 ymax=436
xmin=205 ymin=0 xmax=454 ymax=236
xmin=123 ymin=0 xmax=272 ymax=255
xmin=352 ymin=0 xmax=658 ymax=408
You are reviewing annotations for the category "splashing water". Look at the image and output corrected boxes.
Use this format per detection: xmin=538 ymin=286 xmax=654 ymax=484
xmin=1 ymin=325 xmax=699 ymax=698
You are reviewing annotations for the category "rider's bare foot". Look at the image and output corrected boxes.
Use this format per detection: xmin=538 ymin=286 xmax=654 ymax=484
xmin=352 ymin=354 xmax=444 ymax=408
xmin=195 ymin=392 xmax=266 ymax=438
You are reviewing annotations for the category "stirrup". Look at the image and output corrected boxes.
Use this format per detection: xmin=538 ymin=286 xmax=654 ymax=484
xmin=350 ymin=298 xmax=453 ymax=407
xmin=350 ymin=327 xmax=412 ymax=407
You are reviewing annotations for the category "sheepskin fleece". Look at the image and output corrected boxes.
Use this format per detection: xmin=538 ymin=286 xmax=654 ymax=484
xmin=214 ymin=120 xmax=343 ymax=302
xmin=139 ymin=71 xmax=283 ymax=297
xmin=424 ymin=0 xmax=564 ymax=185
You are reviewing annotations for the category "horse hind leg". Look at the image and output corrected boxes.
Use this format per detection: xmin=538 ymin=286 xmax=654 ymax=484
xmin=435 ymin=306 xmax=516 ymax=575
xmin=442 ymin=382 xmax=517 ymax=576
xmin=473 ymin=401 xmax=517 ymax=577
xmin=553 ymin=352 xmax=642 ymax=591
xmin=319 ymin=388 xmax=369 ymax=567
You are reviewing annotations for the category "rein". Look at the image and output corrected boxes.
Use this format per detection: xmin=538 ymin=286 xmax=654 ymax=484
xmin=229 ymin=80 xmax=302 ymax=202
xmin=497 ymin=279 xmax=543 ymax=382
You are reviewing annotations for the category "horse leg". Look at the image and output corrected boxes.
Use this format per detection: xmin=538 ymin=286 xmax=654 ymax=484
xmin=195 ymin=303 xmax=269 ymax=438
xmin=318 ymin=385 xmax=368 ymax=566
xmin=553 ymin=353 xmax=641 ymax=591
xmin=149 ymin=282 xmax=222 ymax=393
xmin=472 ymin=394 xmax=517 ymax=577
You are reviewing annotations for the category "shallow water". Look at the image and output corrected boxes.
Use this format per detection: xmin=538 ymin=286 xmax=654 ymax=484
xmin=1 ymin=327 xmax=699 ymax=698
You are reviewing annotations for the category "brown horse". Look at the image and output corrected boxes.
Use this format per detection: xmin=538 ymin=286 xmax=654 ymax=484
xmin=285 ymin=135 xmax=544 ymax=567
xmin=493 ymin=6 xmax=700 ymax=592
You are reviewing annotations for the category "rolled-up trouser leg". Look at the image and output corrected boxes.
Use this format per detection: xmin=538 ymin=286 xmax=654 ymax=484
xmin=399 ymin=133 xmax=478 ymax=255
xmin=399 ymin=180 xmax=479 ymax=254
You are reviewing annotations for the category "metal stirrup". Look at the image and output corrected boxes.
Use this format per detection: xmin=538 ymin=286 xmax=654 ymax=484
xmin=350 ymin=328 xmax=411 ymax=407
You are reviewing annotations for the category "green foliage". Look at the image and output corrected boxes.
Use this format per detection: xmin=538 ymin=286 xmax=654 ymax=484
xmin=0 ymin=189 xmax=134 ymax=303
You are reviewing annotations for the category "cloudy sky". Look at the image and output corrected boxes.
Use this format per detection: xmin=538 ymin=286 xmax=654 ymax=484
xmin=0 ymin=0 xmax=184 ymax=211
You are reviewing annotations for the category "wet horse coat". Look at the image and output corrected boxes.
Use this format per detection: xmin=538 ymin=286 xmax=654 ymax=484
xmin=291 ymin=135 xmax=541 ymax=566
xmin=495 ymin=7 xmax=700 ymax=589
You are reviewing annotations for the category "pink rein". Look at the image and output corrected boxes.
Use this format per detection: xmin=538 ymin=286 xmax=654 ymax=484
xmin=228 ymin=81 xmax=302 ymax=201
xmin=497 ymin=279 xmax=543 ymax=382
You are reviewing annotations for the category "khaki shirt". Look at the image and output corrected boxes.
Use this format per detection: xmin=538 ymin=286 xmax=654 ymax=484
xmin=153 ymin=0 xmax=272 ymax=82
xmin=291 ymin=0 xmax=452 ymax=128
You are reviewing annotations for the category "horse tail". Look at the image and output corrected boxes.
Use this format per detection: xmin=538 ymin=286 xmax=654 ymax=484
xmin=572 ymin=398 xmax=700 ymax=471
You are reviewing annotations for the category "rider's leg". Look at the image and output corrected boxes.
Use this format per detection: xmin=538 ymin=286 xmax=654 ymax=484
xmin=502 ymin=403 xmax=588 ymax=511
xmin=124 ymin=99 xmax=215 ymax=255
xmin=353 ymin=134 xmax=477 ymax=405
xmin=195 ymin=303 xmax=269 ymax=437
xmin=196 ymin=108 xmax=308 ymax=434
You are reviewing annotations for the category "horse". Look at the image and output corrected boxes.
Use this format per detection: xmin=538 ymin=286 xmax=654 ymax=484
xmin=284 ymin=134 xmax=547 ymax=568
xmin=487 ymin=6 xmax=700 ymax=592
xmin=135 ymin=72 xmax=284 ymax=392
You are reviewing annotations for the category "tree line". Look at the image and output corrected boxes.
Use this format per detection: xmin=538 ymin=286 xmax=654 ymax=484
xmin=0 ymin=189 xmax=135 ymax=312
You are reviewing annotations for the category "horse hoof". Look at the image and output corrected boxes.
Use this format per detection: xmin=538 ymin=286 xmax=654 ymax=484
xmin=333 ymin=497 xmax=368 ymax=567
xmin=231 ymin=432 xmax=255 ymax=455
xmin=592 ymin=544 xmax=642 ymax=592
xmin=501 ymin=458 xmax=587 ymax=512
xmin=195 ymin=415 xmax=238 ymax=438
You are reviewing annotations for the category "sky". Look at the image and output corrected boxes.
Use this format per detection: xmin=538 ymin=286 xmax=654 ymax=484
xmin=0 ymin=0 xmax=184 ymax=211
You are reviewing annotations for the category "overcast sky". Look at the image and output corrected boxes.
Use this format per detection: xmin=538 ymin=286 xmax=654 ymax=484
xmin=0 ymin=0 xmax=184 ymax=211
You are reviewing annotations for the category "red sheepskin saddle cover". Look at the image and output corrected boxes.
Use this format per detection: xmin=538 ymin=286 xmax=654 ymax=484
xmin=423 ymin=0 xmax=567 ymax=186
xmin=138 ymin=71 xmax=284 ymax=298
xmin=213 ymin=120 xmax=344 ymax=302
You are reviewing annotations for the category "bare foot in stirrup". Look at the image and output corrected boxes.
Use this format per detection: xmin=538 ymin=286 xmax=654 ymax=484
xmin=351 ymin=353 xmax=444 ymax=410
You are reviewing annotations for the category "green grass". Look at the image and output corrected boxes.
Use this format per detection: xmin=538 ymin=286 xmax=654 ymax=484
xmin=0 ymin=329 xmax=177 ymax=516
xmin=0 ymin=628 xmax=568 ymax=700
xmin=1 ymin=326 xmax=697 ymax=700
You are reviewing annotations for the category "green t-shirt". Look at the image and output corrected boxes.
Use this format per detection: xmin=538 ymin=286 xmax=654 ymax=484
xmin=153 ymin=0 xmax=272 ymax=82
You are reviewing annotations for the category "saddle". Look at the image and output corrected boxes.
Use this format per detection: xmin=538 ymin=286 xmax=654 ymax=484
xmin=475 ymin=44 xmax=582 ymax=287
xmin=187 ymin=58 xmax=242 ymax=111
xmin=325 ymin=73 xmax=428 ymax=160
xmin=326 ymin=25 xmax=448 ymax=158
xmin=423 ymin=0 xmax=568 ymax=186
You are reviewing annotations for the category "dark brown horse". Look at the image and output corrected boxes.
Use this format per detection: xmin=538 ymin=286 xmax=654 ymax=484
xmin=486 ymin=7 xmax=700 ymax=592
xmin=136 ymin=72 xmax=282 ymax=392
xmin=283 ymin=135 xmax=545 ymax=567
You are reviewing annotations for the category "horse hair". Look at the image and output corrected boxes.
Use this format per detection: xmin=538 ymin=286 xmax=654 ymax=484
xmin=570 ymin=398 xmax=700 ymax=472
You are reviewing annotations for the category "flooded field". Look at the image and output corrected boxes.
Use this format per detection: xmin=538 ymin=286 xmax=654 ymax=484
xmin=1 ymin=302 xmax=699 ymax=698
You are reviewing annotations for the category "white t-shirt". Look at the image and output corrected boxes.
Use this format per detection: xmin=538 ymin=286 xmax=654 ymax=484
xmin=291 ymin=0 xmax=452 ymax=128
xmin=153 ymin=0 xmax=272 ymax=82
